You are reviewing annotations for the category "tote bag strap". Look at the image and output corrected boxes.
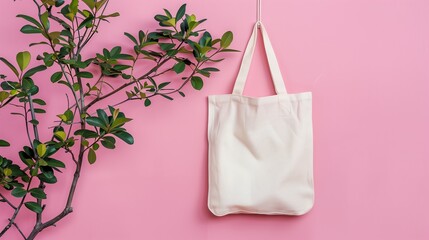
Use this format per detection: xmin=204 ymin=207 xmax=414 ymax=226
xmin=232 ymin=22 xmax=288 ymax=95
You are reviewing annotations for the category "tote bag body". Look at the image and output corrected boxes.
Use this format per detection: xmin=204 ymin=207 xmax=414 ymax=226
xmin=207 ymin=22 xmax=314 ymax=216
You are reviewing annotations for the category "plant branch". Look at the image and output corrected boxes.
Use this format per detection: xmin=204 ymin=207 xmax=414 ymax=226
xmin=27 ymin=94 xmax=40 ymax=141
xmin=23 ymin=103 xmax=34 ymax=149
xmin=0 ymin=177 xmax=33 ymax=238
xmin=0 ymin=193 xmax=16 ymax=210
xmin=85 ymin=55 xmax=172 ymax=110
xmin=2 ymin=2 xmax=235 ymax=239
xmin=10 ymin=220 xmax=27 ymax=240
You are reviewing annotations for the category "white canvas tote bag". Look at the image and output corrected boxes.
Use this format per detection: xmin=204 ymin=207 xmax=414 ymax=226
xmin=207 ymin=22 xmax=314 ymax=216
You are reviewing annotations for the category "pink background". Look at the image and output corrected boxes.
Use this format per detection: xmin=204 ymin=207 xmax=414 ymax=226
xmin=1 ymin=0 xmax=429 ymax=239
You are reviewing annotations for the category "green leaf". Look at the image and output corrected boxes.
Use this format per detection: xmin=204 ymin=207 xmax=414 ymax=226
xmin=201 ymin=67 xmax=220 ymax=72
xmin=76 ymin=72 xmax=93 ymax=78
xmin=19 ymin=150 xmax=33 ymax=167
xmin=39 ymin=159 xmax=48 ymax=166
xmin=16 ymin=51 xmax=31 ymax=71
xmin=113 ymin=131 xmax=134 ymax=144
xmin=29 ymin=188 xmax=47 ymax=199
xmin=55 ymin=0 xmax=65 ymax=7
xmin=102 ymin=48 xmax=111 ymax=59
xmin=159 ymin=43 xmax=176 ymax=51
xmin=88 ymin=148 xmax=96 ymax=164
xmin=78 ymin=15 xmax=94 ymax=30
xmin=3 ymin=168 xmax=12 ymax=176
xmin=163 ymin=18 xmax=176 ymax=27
xmin=54 ymin=131 xmax=67 ymax=141
xmin=207 ymin=58 xmax=224 ymax=63
xmin=58 ymin=109 xmax=74 ymax=123
xmin=220 ymin=31 xmax=233 ymax=48
xmin=40 ymin=166 xmax=55 ymax=179
xmin=45 ymin=158 xmax=65 ymax=168
xmin=95 ymin=0 xmax=107 ymax=11
xmin=0 ymin=91 xmax=9 ymax=102
xmin=34 ymin=108 xmax=46 ymax=114
xmin=160 ymin=94 xmax=173 ymax=100
xmin=158 ymin=82 xmax=171 ymax=89
xmin=111 ymin=117 xmax=132 ymax=129
xmin=82 ymin=0 xmax=95 ymax=9
xmin=16 ymin=14 xmax=43 ymax=28
xmin=69 ymin=0 xmax=79 ymax=15
xmin=0 ymin=57 xmax=19 ymax=77
xmin=11 ymin=187 xmax=27 ymax=198
xmin=72 ymin=83 xmax=80 ymax=91
xmin=9 ymin=182 xmax=25 ymax=188
xmin=191 ymin=76 xmax=203 ymax=90
xmin=29 ymin=119 xmax=39 ymax=125
xmin=20 ymin=25 xmax=42 ymax=34
xmin=113 ymin=65 xmax=131 ymax=71
xmin=138 ymin=30 xmax=145 ymax=44
xmin=219 ymin=48 xmax=240 ymax=52
xmin=25 ymin=201 xmax=42 ymax=213
xmin=74 ymin=129 xmax=98 ymax=138
xmin=93 ymin=143 xmax=99 ymax=150
xmin=199 ymin=31 xmax=212 ymax=47
xmin=36 ymin=143 xmax=47 ymax=157
xmin=32 ymin=99 xmax=46 ymax=105
xmin=197 ymin=69 xmax=210 ymax=77
xmin=44 ymin=146 xmax=59 ymax=157
xmin=22 ymin=78 xmax=35 ymax=92
xmin=164 ymin=9 xmax=172 ymax=18
xmin=37 ymin=173 xmax=57 ymax=184
xmin=29 ymin=167 xmax=37 ymax=177
xmin=176 ymin=4 xmax=186 ymax=21
xmin=40 ymin=11 xmax=50 ymax=31
xmin=41 ymin=0 xmax=56 ymax=6
xmin=0 ymin=140 xmax=10 ymax=147
xmin=124 ymin=32 xmax=138 ymax=45
xmin=178 ymin=91 xmax=185 ymax=97
xmin=155 ymin=14 xmax=169 ymax=22
xmin=173 ymin=62 xmax=186 ymax=74
xmin=117 ymin=54 xmax=134 ymax=60
xmin=96 ymin=109 xmax=109 ymax=126
xmin=110 ymin=46 xmax=121 ymax=57
xmin=23 ymin=65 xmax=47 ymax=79
xmin=86 ymin=117 xmax=106 ymax=128
xmin=144 ymin=98 xmax=151 ymax=107
xmin=101 ymin=136 xmax=116 ymax=149
xmin=29 ymin=41 xmax=50 ymax=47
xmin=51 ymin=72 xmax=63 ymax=83
xmin=99 ymin=12 xmax=120 ymax=19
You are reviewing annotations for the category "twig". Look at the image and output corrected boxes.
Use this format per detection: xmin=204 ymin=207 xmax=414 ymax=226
xmin=84 ymin=55 xmax=172 ymax=110
xmin=23 ymin=102 xmax=34 ymax=149
xmin=0 ymin=177 xmax=34 ymax=238
xmin=10 ymin=220 xmax=27 ymax=240
xmin=0 ymin=193 xmax=16 ymax=210
xmin=27 ymin=94 xmax=40 ymax=141
xmin=76 ymin=0 xmax=110 ymax=55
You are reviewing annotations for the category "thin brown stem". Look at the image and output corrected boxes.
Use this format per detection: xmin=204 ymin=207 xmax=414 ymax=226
xmin=23 ymin=103 xmax=34 ymax=149
xmin=0 ymin=193 xmax=16 ymax=210
xmin=27 ymin=95 xmax=40 ymax=141
xmin=77 ymin=0 xmax=110 ymax=54
xmin=10 ymin=220 xmax=27 ymax=240
xmin=111 ymin=62 xmax=200 ymax=107
xmin=0 ymin=177 xmax=33 ymax=238
xmin=85 ymin=56 xmax=172 ymax=110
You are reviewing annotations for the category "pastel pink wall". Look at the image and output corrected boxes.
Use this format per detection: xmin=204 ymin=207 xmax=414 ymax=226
xmin=1 ymin=0 xmax=429 ymax=239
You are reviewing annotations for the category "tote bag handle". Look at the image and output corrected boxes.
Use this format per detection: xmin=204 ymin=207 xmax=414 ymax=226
xmin=232 ymin=22 xmax=288 ymax=95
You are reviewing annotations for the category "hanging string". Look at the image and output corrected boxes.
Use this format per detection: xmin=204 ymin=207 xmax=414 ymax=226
xmin=257 ymin=0 xmax=262 ymax=28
